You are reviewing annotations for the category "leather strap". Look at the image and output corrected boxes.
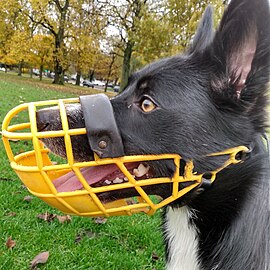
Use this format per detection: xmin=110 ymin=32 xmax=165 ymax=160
xmin=80 ymin=94 xmax=125 ymax=158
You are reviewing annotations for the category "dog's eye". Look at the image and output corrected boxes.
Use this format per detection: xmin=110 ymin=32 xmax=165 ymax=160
xmin=141 ymin=98 xmax=156 ymax=113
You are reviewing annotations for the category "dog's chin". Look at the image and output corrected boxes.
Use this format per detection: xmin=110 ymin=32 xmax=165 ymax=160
xmin=97 ymin=184 xmax=169 ymax=204
xmin=98 ymin=181 xmax=198 ymax=205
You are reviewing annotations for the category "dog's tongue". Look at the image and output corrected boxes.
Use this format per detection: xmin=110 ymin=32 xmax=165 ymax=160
xmin=53 ymin=163 xmax=137 ymax=192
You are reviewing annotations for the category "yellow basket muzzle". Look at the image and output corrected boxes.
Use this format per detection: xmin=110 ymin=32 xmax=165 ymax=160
xmin=1 ymin=98 xmax=249 ymax=217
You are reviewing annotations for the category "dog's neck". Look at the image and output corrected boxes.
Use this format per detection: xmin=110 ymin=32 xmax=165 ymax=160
xmin=164 ymin=142 xmax=269 ymax=270
xmin=164 ymin=207 xmax=201 ymax=270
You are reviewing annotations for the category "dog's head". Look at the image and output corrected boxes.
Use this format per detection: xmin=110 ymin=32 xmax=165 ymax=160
xmin=36 ymin=0 xmax=270 ymax=204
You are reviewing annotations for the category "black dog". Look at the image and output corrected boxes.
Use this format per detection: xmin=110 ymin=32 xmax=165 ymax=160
xmin=36 ymin=0 xmax=270 ymax=269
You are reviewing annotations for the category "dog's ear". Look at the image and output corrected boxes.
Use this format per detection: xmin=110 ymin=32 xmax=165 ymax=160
xmin=188 ymin=5 xmax=214 ymax=54
xmin=210 ymin=0 xmax=270 ymax=129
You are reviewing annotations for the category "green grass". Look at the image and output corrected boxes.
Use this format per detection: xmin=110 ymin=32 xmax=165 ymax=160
xmin=0 ymin=73 xmax=165 ymax=270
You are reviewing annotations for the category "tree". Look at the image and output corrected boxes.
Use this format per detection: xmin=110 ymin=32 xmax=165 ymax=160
xmin=30 ymin=34 xmax=54 ymax=80
xmin=165 ymin=0 xmax=226 ymax=53
xmin=21 ymin=0 xmax=71 ymax=84
xmin=68 ymin=36 xmax=98 ymax=85
xmin=133 ymin=8 xmax=174 ymax=66
xmin=0 ymin=0 xmax=31 ymax=72
xmin=93 ymin=51 xmax=121 ymax=91
xmin=6 ymin=30 xmax=32 ymax=75
xmin=99 ymin=0 xmax=169 ymax=91
xmin=103 ymin=0 xmax=226 ymax=92
xmin=20 ymin=0 xmax=106 ymax=85
xmin=67 ymin=1 xmax=105 ymax=86
xmin=0 ymin=0 xmax=226 ymax=86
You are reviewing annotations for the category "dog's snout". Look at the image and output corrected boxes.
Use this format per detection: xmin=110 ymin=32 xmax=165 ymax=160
xmin=35 ymin=104 xmax=93 ymax=162
xmin=36 ymin=107 xmax=60 ymax=131
xmin=36 ymin=104 xmax=84 ymax=133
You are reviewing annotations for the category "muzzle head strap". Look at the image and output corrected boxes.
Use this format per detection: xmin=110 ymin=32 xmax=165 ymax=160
xmin=80 ymin=94 xmax=125 ymax=158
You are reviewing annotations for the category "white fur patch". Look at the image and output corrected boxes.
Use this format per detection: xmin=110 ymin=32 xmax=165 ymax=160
xmin=165 ymin=206 xmax=201 ymax=270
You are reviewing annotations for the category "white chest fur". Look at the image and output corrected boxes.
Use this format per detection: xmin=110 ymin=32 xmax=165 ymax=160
xmin=165 ymin=206 xmax=201 ymax=270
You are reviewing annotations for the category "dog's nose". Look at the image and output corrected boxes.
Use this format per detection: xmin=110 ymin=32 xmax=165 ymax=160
xmin=36 ymin=108 xmax=58 ymax=131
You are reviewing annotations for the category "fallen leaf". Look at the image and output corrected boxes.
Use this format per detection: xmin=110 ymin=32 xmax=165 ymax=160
xmin=75 ymin=230 xmax=96 ymax=244
xmin=15 ymin=149 xmax=24 ymax=155
xmin=6 ymin=237 xmax=16 ymax=249
xmin=94 ymin=217 xmax=107 ymax=224
xmin=30 ymin=251 xmax=49 ymax=269
xmin=126 ymin=198 xmax=137 ymax=205
xmin=85 ymin=230 xmax=96 ymax=239
xmin=74 ymin=234 xmax=82 ymax=244
xmin=24 ymin=196 xmax=33 ymax=202
xmin=152 ymin=252 xmax=160 ymax=261
xmin=9 ymin=138 xmax=20 ymax=142
xmin=37 ymin=212 xmax=56 ymax=222
xmin=12 ymin=191 xmax=22 ymax=195
xmin=56 ymin=215 xmax=71 ymax=224
xmin=0 ymin=177 xmax=15 ymax=182
xmin=6 ymin=212 xmax=17 ymax=217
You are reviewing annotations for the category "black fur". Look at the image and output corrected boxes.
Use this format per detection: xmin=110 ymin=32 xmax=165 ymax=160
xmin=36 ymin=0 xmax=270 ymax=268
xmin=188 ymin=5 xmax=214 ymax=54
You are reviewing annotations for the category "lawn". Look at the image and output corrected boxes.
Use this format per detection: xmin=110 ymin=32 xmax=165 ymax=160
xmin=0 ymin=73 xmax=165 ymax=270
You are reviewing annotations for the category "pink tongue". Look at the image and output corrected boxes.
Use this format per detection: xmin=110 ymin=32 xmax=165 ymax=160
xmin=53 ymin=163 xmax=137 ymax=192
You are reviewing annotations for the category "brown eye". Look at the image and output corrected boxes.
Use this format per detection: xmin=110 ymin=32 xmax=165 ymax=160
xmin=141 ymin=98 xmax=156 ymax=112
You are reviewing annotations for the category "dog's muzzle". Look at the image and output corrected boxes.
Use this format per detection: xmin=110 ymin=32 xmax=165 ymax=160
xmin=2 ymin=95 xmax=249 ymax=217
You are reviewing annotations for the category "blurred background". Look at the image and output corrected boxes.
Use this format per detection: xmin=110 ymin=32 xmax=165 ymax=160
xmin=0 ymin=0 xmax=228 ymax=92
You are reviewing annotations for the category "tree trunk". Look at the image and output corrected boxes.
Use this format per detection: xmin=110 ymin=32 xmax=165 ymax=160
xmin=89 ymin=69 xmax=95 ymax=81
xmin=52 ymin=1 xmax=69 ymax=85
xmin=18 ymin=61 xmax=23 ymax=76
xmin=39 ymin=65 xmax=43 ymax=81
xmin=104 ymin=79 xmax=108 ymax=92
xmin=120 ymin=41 xmax=133 ymax=91
xmin=105 ymin=54 xmax=116 ymax=92
xmin=53 ymin=55 xmax=64 ymax=85
xmin=25 ymin=0 xmax=69 ymax=85
xmin=76 ymin=72 xmax=81 ymax=86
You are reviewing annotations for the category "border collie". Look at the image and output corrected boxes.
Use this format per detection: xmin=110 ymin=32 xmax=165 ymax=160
xmin=36 ymin=0 xmax=270 ymax=269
